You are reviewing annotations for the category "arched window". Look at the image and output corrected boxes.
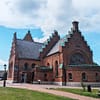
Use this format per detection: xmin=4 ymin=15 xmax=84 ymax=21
xmin=47 ymin=63 xmax=50 ymax=67
xmin=82 ymin=72 xmax=87 ymax=81
xmin=24 ymin=63 xmax=28 ymax=70
xmin=68 ymin=73 xmax=72 ymax=80
xmin=70 ymin=53 xmax=85 ymax=65
xmin=31 ymin=63 xmax=36 ymax=68
xmin=55 ymin=61 xmax=58 ymax=76
xmin=96 ymin=73 xmax=99 ymax=82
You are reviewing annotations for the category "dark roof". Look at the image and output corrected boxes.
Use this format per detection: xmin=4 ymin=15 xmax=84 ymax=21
xmin=16 ymin=39 xmax=43 ymax=60
xmin=15 ymin=32 xmax=72 ymax=59
xmin=47 ymin=40 xmax=61 ymax=56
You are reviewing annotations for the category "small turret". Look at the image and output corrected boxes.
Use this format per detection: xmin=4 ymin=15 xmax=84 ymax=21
xmin=13 ymin=32 xmax=17 ymax=40
xmin=23 ymin=30 xmax=34 ymax=42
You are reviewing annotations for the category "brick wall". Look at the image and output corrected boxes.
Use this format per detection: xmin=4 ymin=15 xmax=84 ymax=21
xmin=67 ymin=67 xmax=100 ymax=82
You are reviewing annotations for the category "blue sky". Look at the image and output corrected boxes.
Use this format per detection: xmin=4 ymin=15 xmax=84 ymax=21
xmin=0 ymin=0 xmax=100 ymax=70
xmin=0 ymin=27 xmax=44 ymax=69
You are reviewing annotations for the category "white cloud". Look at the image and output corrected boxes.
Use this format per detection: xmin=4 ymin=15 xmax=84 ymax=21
xmin=72 ymin=0 xmax=100 ymax=32
xmin=0 ymin=59 xmax=8 ymax=66
xmin=34 ymin=36 xmax=49 ymax=43
xmin=0 ymin=59 xmax=8 ymax=70
xmin=73 ymin=0 xmax=100 ymax=10
xmin=0 ymin=0 xmax=100 ymax=40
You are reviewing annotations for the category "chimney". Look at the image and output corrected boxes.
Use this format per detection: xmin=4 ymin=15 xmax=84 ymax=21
xmin=72 ymin=21 xmax=79 ymax=32
xmin=54 ymin=30 xmax=58 ymax=35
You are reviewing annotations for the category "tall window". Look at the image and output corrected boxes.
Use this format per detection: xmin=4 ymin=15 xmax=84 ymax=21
xmin=47 ymin=63 xmax=50 ymax=67
xmin=24 ymin=63 xmax=28 ymax=70
xmin=31 ymin=72 xmax=34 ymax=82
xmin=96 ymin=73 xmax=99 ymax=82
xmin=68 ymin=73 xmax=73 ymax=80
xmin=82 ymin=72 xmax=87 ymax=81
xmin=44 ymin=73 xmax=48 ymax=81
xmin=70 ymin=53 xmax=85 ymax=65
xmin=31 ymin=63 xmax=36 ymax=68
xmin=55 ymin=61 xmax=58 ymax=76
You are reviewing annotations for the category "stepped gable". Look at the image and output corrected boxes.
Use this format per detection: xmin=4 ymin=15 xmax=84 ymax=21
xmin=47 ymin=33 xmax=73 ymax=56
xmin=9 ymin=32 xmax=17 ymax=59
xmin=80 ymin=33 xmax=92 ymax=53
xmin=23 ymin=30 xmax=34 ymax=42
xmin=15 ymin=31 xmax=43 ymax=60
xmin=72 ymin=21 xmax=92 ymax=53
xmin=47 ymin=21 xmax=92 ymax=56
xmin=40 ymin=30 xmax=60 ymax=58
xmin=63 ymin=21 xmax=92 ymax=52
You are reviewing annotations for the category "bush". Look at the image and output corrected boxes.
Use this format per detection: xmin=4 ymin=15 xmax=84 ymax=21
xmin=81 ymin=81 xmax=86 ymax=91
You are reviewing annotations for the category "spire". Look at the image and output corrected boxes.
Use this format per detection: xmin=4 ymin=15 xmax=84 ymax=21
xmin=13 ymin=32 xmax=17 ymax=40
xmin=23 ymin=30 xmax=34 ymax=42
xmin=28 ymin=30 xmax=30 ymax=34
xmin=54 ymin=30 xmax=58 ymax=35
xmin=72 ymin=21 xmax=79 ymax=32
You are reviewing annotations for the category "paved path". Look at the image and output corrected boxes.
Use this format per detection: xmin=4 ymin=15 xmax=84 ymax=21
xmin=0 ymin=81 xmax=100 ymax=100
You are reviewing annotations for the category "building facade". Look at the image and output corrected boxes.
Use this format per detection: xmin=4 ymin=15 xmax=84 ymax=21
xmin=8 ymin=21 xmax=100 ymax=86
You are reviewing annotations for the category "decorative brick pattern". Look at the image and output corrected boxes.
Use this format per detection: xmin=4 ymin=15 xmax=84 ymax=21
xmin=8 ymin=21 xmax=100 ymax=85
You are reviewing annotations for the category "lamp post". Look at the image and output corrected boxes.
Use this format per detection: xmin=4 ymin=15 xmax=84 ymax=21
xmin=3 ymin=64 xmax=7 ymax=87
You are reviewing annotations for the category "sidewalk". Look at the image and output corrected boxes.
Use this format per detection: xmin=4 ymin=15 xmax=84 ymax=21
xmin=5 ymin=83 xmax=99 ymax=100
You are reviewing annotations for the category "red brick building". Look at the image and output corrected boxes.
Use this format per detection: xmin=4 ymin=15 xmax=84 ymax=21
xmin=8 ymin=21 xmax=100 ymax=86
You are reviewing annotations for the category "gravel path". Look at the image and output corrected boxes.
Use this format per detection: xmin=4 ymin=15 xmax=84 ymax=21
xmin=4 ymin=83 xmax=99 ymax=100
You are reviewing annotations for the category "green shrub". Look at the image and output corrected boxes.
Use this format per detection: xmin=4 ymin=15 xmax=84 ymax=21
xmin=81 ymin=81 xmax=86 ymax=91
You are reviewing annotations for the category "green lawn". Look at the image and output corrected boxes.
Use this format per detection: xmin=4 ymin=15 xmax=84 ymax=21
xmin=0 ymin=87 xmax=74 ymax=100
xmin=55 ymin=88 xmax=100 ymax=98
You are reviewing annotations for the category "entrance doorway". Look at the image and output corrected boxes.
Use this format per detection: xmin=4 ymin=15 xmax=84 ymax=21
xmin=21 ymin=73 xmax=27 ymax=83
xmin=31 ymin=72 xmax=34 ymax=83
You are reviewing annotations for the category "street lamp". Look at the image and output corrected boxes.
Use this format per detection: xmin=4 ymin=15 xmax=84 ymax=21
xmin=3 ymin=64 xmax=7 ymax=87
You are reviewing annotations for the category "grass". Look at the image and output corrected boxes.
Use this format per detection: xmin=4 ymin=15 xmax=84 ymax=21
xmin=0 ymin=87 xmax=74 ymax=100
xmin=55 ymin=88 xmax=100 ymax=98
